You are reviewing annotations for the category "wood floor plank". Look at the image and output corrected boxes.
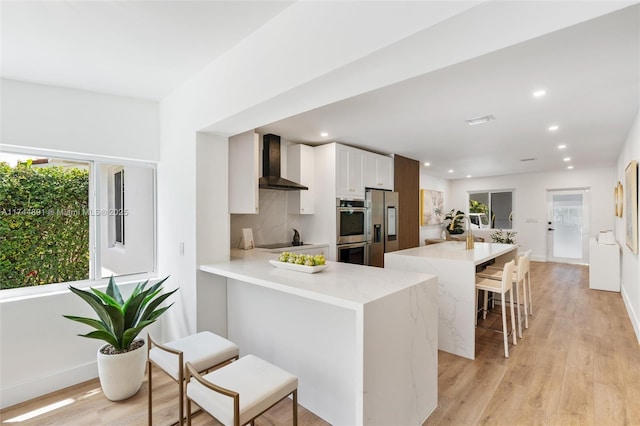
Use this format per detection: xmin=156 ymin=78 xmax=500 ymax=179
xmin=2 ymin=261 xmax=639 ymax=425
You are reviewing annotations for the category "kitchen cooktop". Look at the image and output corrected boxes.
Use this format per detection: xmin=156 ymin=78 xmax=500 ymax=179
xmin=255 ymin=242 xmax=310 ymax=249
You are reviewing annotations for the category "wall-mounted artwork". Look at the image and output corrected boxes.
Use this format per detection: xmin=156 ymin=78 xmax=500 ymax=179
xmin=420 ymin=189 xmax=444 ymax=226
xmin=625 ymin=160 xmax=638 ymax=254
xmin=615 ymin=181 xmax=623 ymax=217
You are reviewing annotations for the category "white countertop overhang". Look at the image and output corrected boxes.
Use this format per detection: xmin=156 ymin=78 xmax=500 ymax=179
xmin=200 ymin=251 xmax=434 ymax=310
xmin=387 ymin=241 xmax=517 ymax=265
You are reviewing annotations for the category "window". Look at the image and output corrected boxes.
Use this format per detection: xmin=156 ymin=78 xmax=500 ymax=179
xmin=469 ymin=190 xmax=513 ymax=229
xmin=0 ymin=151 xmax=155 ymax=291
xmin=113 ymin=169 xmax=125 ymax=245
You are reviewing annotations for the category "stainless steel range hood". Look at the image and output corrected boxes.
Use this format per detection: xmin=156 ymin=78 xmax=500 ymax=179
xmin=259 ymin=134 xmax=308 ymax=191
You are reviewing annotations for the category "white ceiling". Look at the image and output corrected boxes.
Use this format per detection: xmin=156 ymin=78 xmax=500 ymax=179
xmin=257 ymin=5 xmax=640 ymax=179
xmin=0 ymin=1 xmax=292 ymax=100
xmin=1 ymin=2 xmax=638 ymax=179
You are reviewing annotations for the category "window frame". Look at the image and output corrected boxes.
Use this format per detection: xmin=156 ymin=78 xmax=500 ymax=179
xmin=467 ymin=189 xmax=515 ymax=230
xmin=0 ymin=145 xmax=157 ymax=301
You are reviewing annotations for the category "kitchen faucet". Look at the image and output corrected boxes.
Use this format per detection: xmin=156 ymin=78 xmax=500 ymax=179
xmin=449 ymin=214 xmax=474 ymax=250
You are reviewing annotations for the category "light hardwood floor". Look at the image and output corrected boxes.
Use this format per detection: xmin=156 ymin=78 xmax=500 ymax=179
xmin=2 ymin=262 xmax=639 ymax=425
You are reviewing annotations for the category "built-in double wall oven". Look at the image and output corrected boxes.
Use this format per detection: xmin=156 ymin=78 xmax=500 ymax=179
xmin=336 ymin=198 xmax=369 ymax=265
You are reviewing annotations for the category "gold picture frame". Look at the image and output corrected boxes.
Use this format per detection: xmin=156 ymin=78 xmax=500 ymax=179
xmin=625 ymin=160 xmax=638 ymax=254
xmin=615 ymin=181 xmax=623 ymax=217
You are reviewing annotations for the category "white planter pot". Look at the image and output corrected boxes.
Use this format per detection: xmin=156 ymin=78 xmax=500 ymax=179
xmin=97 ymin=340 xmax=147 ymax=401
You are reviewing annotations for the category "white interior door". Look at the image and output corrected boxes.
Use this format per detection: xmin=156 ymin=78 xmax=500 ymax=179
xmin=546 ymin=189 xmax=590 ymax=264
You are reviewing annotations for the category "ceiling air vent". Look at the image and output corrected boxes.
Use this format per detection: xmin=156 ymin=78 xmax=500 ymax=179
xmin=466 ymin=114 xmax=496 ymax=126
xmin=520 ymin=158 xmax=536 ymax=162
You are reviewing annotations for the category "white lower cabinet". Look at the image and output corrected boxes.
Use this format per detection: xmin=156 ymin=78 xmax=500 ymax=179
xmin=588 ymin=237 xmax=620 ymax=292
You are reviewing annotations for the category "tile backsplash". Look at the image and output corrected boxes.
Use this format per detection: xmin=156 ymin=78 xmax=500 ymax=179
xmin=230 ymin=189 xmax=313 ymax=248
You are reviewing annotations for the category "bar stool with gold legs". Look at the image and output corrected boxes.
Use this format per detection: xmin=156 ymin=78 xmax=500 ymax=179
xmin=186 ymin=354 xmax=298 ymax=426
xmin=148 ymin=331 xmax=239 ymax=425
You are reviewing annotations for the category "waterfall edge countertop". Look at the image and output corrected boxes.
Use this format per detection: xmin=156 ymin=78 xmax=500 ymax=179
xmin=200 ymin=250 xmax=434 ymax=310
xmin=200 ymin=249 xmax=439 ymax=425
xmin=385 ymin=241 xmax=518 ymax=360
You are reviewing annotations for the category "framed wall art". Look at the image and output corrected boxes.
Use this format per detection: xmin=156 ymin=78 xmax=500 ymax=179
xmin=625 ymin=160 xmax=638 ymax=254
xmin=420 ymin=189 xmax=444 ymax=226
xmin=615 ymin=181 xmax=623 ymax=217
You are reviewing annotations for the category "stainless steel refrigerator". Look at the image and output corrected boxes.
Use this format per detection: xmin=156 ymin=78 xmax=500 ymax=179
xmin=366 ymin=189 xmax=399 ymax=267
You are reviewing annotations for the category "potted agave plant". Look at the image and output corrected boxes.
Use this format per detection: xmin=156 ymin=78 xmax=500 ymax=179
xmin=64 ymin=276 xmax=177 ymax=401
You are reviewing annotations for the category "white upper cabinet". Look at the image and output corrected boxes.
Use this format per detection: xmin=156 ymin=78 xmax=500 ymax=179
xmin=364 ymin=152 xmax=394 ymax=190
xmin=336 ymin=144 xmax=365 ymax=199
xmin=287 ymin=144 xmax=314 ymax=214
xmin=229 ymin=131 xmax=259 ymax=214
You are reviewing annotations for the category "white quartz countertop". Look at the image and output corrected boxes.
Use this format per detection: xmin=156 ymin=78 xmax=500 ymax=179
xmin=200 ymin=250 xmax=434 ymax=310
xmin=386 ymin=241 xmax=517 ymax=265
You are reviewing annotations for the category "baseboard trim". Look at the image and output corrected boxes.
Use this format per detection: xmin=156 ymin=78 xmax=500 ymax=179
xmin=621 ymin=284 xmax=640 ymax=345
xmin=0 ymin=361 xmax=98 ymax=410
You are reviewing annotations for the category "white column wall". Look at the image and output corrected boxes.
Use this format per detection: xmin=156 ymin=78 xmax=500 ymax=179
xmin=616 ymin=109 xmax=640 ymax=344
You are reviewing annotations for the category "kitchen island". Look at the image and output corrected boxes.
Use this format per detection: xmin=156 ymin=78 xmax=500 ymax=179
xmin=200 ymin=250 xmax=438 ymax=426
xmin=385 ymin=241 xmax=517 ymax=360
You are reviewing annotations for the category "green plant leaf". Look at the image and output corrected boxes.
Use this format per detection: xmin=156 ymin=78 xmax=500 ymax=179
xmin=91 ymin=287 xmax=123 ymax=312
xmin=62 ymin=315 xmax=108 ymax=332
xmin=80 ymin=330 xmax=120 ymax=350
xmin=105 ymin=275 xmax=124 ymax=306
xmin=68 ymin=286 xmax=113 ymax=330
xmin=121 ymin=320 xmax=155 ymax=349
xmin=146 ymin=304 xmax=173 ymax=322
xmin=139 ymin=289 xmax=178 ymax=322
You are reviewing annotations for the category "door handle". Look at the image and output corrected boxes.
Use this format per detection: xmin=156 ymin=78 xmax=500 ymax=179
xmin=548 ymin=228 xmax=555 ymax=231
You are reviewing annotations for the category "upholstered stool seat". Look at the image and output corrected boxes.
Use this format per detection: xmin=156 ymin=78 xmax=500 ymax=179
xmin=186 ymin=354 xmax=298 ymax=426
xmin=148 ymin=331 xmax=239 ymax=425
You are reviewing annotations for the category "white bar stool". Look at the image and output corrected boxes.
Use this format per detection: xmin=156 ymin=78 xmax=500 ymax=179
xmin=475 ymin=260 xmax=517 ymax=358
xmin=477 ymin=252 xmax=529 ymax=336
xmin=148 ymin=331 xmax=239 ymax=425
xmin=186 ymin=354 xmax=298 ymax=426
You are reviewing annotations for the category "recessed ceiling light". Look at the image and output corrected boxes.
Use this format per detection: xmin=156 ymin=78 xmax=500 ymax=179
xmin=424 ymin=162 xmax=431 ymax=167
xmin=466 ymin=115 xmax=496 ymax=126
xmin=548 ymin=125 xmax=559 ymax=132
xmin=466 ymin=175 xmax=472 ymax=178
xmin=557 ymin=144 xmax=567 ymax=149
xmin=567 ymin=165 xmax=574 ymax=170
xmin=563 ymin=157 xmax=571 ymax=162
xmin=448 ymin=169 xmax=454 ymax=173
xmin=320 ymin=132 xmax=329 ymax=137
xmin=533 ymin=89 xmax=547 ymax=97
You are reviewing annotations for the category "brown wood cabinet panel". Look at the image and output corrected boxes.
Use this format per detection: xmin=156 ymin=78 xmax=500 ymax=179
xmin=394 ymin=155 xmax=420 ymax=250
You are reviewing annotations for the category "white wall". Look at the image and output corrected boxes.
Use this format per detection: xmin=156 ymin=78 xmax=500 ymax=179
xmin=0 ymin=81 xmax=161 ymax=409
xmin=1 ymin=79 xmax=159 ymax=161
xmin=616 ymin=109 xmax=640 ymax=344
xmin=449 ymin=167 xmax=615 ymax=261
xmin=0 ymin=281 xmax=161 ymax=409
xmin=419 ymin=171 xmax=450 ymax=244
xmin=100 ymin=165 xmax=155 ymax=276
